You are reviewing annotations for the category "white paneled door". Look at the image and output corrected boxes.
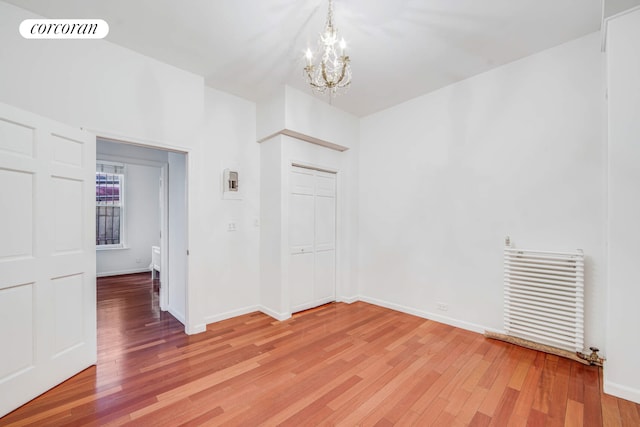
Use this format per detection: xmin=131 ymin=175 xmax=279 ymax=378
xmin=289 ymin=166 xmax=336 ymax=313
xmin=0 ymin=103 xmax=96 ymax=417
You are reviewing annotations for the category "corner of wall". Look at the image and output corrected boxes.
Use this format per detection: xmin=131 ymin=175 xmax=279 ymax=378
xmin=185 ymin=323 xmax=207 ymax=335
xmin=337 ymin=295 xmax=360 ymax=304
xmin=258 ymin=305 xmax=291 ymax=322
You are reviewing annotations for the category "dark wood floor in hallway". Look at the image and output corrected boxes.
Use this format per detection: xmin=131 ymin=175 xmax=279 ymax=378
xmin=1 ymin=272 xmax=639 ymax=426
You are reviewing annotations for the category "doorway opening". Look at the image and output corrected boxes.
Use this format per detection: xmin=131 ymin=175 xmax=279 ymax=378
xmin=95 ymin=137 xmax=188 ymax=328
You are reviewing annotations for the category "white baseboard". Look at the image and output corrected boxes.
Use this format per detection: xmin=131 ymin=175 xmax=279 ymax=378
xmin=259 ymin=305 xmax=291 ymax=321
xmin=96 ymin=268 xmax=150 ymax=278
xmin=337 ymin=295 xmax=359 ymax=304
xmin=186 ymin=323 xmax=206 ymax=335
xmin=184 ymin=295 xmax=489 ymax=337
xmin=192 ymin=305 xmax=290 ymax=334
xmin=203 ymin=305 xmax=260 ymax=325
xmin=604 ymin=378 xmax=640 ymax=404
xmin=358 ymin=295 xmax=487 ymax=334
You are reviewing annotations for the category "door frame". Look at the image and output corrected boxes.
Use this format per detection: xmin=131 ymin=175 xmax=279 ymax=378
xmin=159 ymin=163 xmax=169 ymax=310
xmin=91 ymin=130 xmax=190 ymax=329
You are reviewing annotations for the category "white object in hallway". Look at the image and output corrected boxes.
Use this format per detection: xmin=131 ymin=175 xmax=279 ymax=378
xmin=151 ymin=245 xmax=160 ymax=280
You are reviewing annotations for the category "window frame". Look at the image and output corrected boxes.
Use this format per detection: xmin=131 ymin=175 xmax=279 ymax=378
xmin=96 ymin=161 xmax=127 ymax=250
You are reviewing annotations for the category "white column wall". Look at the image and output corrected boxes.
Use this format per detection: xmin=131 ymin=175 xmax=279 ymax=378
xmin=604 ymin=7 xmax=640 ymax=404
xmin=194 ymin=87 xmax=261 ymax=325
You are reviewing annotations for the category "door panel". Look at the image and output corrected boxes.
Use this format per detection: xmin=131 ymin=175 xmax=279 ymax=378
xmin=0 ymin=283 xmax=34 ymax=379
xmin=314 ymin=250 xmax=335 ymax=302
xmin=52 ymin=274 xmax=85 ymax=356
xmin=315 ymin=195 xmax=335 ymax=252
xmin=315 ymin=173 xmax=336 ymax=197
xmin=290 ymin=167 xmax=314 ymax=195
xmin=0 ymin=103 xmax=96 ymax=417
xmin=52 ymin=177 xmax=84 ymax=252
xmin=0 ymin=169 xmax=33 ymax=258
xmin=290 ymin=252 xmax=314 ymax=310
xmin=0 ymin=116 xmax=34 ymax=157
xmin=52 ymin=134 xmax=84 ymax=167
xmin=289 ymin=193 xmax=314 ymax=252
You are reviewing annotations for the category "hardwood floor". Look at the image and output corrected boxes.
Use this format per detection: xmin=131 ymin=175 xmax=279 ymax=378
xmin=2 ymin=273 xmax=639 ymax=426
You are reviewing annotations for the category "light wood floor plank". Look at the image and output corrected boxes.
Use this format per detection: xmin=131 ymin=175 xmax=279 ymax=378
xmin=564 ymin=399 xmax=584 ymax=427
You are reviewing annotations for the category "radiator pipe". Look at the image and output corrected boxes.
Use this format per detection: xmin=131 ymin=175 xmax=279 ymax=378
xmin=577 ymin=347 xmax=605 ymax=367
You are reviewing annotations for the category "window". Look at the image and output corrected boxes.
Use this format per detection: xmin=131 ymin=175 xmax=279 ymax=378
xmin=96 ymin=162 xmax=125 ymax=248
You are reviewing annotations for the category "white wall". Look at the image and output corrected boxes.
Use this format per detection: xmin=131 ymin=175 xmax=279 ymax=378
xmin=358 ymin=33 xmax=606 ymax=347
xmin=260 ymin=138 xmax=283 ymax=315
xmin=256 ymin=88 xmax=285 ymax=141
xmin=257 ymin=85 xmax=359 ymax=151
xmin=190 ymin=87 xmax=261 ymax=325
xmin=97 ymin=139 xmax=170 ymax=164
xmin=283 ymin=86 xmax=359 ymax=150
xmin=605 ymin=7 xmax=640 ymax=404
xmin=0 ymin=3 xmax=202 ymax=147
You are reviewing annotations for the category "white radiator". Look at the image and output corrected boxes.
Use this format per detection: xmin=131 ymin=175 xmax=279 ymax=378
xmin=503 ymin=240 xmax=584 ymax=352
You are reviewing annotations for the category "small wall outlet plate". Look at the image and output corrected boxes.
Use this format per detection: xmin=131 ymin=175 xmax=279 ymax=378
xmin=437 ymin=302 xmax=448 ymax=311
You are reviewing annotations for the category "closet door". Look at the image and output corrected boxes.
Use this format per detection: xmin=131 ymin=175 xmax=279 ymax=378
xmin=314 ymin=171 xmax=336 ymax=303
xmin=289 ymin=167 xmax=315 ymax=311
xmin=289 ymin=166 xmax=336 ymax=313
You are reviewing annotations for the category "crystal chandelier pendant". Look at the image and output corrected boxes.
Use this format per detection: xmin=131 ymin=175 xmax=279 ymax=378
xmin=304 ymin=0 xmax=351 ymax=98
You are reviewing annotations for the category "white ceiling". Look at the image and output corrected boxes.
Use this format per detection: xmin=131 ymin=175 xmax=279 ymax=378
xmin=6 ymin=0 xmax=602 ymax=116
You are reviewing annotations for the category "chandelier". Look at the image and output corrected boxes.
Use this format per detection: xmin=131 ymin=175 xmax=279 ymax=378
xmin=304 ymin=0 xmax=352 ymax=97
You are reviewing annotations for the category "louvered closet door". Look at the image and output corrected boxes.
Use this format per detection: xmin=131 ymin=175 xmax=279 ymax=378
xmin=0 ymin=103 xmax=96 ymax=417
xmin=289 ymin=166 xmax=336 ymax=313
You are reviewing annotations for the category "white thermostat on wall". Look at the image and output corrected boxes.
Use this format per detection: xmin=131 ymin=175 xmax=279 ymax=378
xmin=222 ymin=168 xmax=241 ymax=200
